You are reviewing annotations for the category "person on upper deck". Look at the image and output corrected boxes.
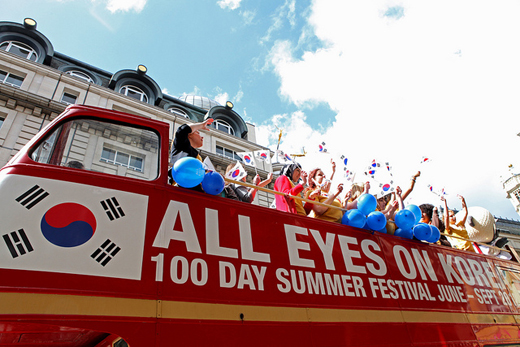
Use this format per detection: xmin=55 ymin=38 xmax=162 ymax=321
xmin=169 ymin=119 xmax=213 ymax=190
xmin=420 ymin=203 xmax=451 ymax=247
xmin=170 ymin=119 xmax=214 ymax=164
xmin=305 ymin=166 xmax=345 ymax=223
xmin=442 ymin=195 xmax=475 ymax=252
xmin=224 ymin=163 xmax=273 ymax=203
xmin=274 ymin=162 xmax=312 ymax=216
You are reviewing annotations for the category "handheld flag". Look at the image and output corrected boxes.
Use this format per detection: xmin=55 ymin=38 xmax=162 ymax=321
xmin=226 ymin=161 xmax=247 ymax=181
xmin=318 ymin=142 xmax=328 ymax=153
xmin=385 ymin=161 xmax=393 ymax=175
xmin=344 ymin=168 xmax=355 ymax=181
xmin=364 ymin=159 xmax=394 ymax=197
xmin=428 ymin=185 xmax=447 ymax=197
xmin=276 ymin=150 xmax=292 ymax=163
xmin=236 ymin=152 xmax=256 ymax=167
xmin=420 ymin=156 xmax=431 ymax=164
xmin=202 ymin=156 xmax=216 ymax=171
xmin=254 ymin=150 xmax=271 ymax=165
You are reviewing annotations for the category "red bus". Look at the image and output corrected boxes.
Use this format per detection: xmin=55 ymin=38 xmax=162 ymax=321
xmin=1 ymin=105 xmax=520 ymax=346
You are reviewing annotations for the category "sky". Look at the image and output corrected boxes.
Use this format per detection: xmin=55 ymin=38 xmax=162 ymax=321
xmin=3 ymin=0 xmax=520 ymax=220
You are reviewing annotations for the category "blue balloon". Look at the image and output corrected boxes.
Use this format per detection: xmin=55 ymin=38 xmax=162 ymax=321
xmin=394 ymin=228 xmax=414 ymax=239
xmin=426 ymin=225 xmax=441 ymax=243
xmin=202 ymin=171 xmax=225 ymax=195
xmin=366 ymin=211 xmax=387 ymax=231
xmin=394 ymin=209 xmax=416 ymax=230
xmin=405 ymin=204 xmax=422 ymax=225
xmin=346 ymin=209 xmax=366 ymax=229
xmin=378 ymin=226 xmax=388 ymax=234
xmin=413 ymin=223 xmax=432 ymax=241
xmin=357 ymin=194 xmax=377 ymax=216
xmin=172 ymin=157 xmax=205 ymax=188
xmin=341 ymin=211 xmax=349 ymax=225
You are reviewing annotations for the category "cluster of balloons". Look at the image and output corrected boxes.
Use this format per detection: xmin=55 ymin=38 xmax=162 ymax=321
xmin=341 ymin=193 xmax=440 ymax=243
xmin=171 ymin=157 xmax=225 ymax=195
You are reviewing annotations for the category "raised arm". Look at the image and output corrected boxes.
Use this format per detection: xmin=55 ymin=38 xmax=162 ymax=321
xmin=312 ymin=183 xmax=344 ymax=216
xmin=441 ymin=196 xmax=451 ymax=232
xmin=363 ymin=181 xmax=370 ymax=194
xmin=458 ymin=195 xmax=468 ymax=226
xmin=431 ymin=206 xmax=441 ymax=228
xmin=189 ymin=119 xmax=214 ymax=132
xmin=395 ymin=186 xmax=405 ymax=210
xmin=256 ymin=172 xmax=273 ymax=188
xmin=401 ymin=171 xmax=420 ymax=201
xmin=330 ymin=159 xmax=336 ymax=182
xmin=244 ymin=173 xmax=274 ymax=202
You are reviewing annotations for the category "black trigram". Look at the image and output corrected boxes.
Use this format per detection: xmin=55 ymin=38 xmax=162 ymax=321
xmin=91 ymin=239 xmax=121 ymax=266
xmin=100 ymin=197 xmax=125 ymax=221
xmin=15 ymin=185 xmax=49 ymax=209
xmin=3 ymin=229 xmax=33 ymax=258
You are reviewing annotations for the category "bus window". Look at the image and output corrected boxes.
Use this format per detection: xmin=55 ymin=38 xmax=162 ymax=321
xmin=30 ymin=118 xmax=160 ymax=181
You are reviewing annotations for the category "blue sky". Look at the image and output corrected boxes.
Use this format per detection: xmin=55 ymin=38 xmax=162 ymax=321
xmin=4 ymin=0 xmax=520 ymax=220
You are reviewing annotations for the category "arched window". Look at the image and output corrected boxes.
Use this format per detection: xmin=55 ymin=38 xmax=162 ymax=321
xmin=119 ymin=85 xmax=148 ymax=103
xmin=66 ymin=70 xmax=94 ymax=83
xmin=0 ymin=41 xmax=38 ymax=61
xmin=212 ymin=119 xmax=235 ymax=135
xmin=167 ymin=107 xmax=189 ymax=118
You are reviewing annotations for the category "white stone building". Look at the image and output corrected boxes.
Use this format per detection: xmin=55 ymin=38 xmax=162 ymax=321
xmin=0 ymin=18 xmax=275 ymax=207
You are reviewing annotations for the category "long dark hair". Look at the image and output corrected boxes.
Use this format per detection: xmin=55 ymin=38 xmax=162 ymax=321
xmin=280 ymin=163 xmax=302 ymax=182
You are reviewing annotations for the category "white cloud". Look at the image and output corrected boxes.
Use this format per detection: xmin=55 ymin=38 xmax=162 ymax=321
xmin=105 ymin=0 xmax=146 ymax=13
xmin=234 ymin=88 xmax=244 ymax=102
xmin=88 ymin=8 xmax=114 ymax=31
xmin=214 ymin=92 xmax=230 ymax=106
xmin=261 ymin=0 xmax=520 ymax=218
xmin=217 ymin=0 xmax=241 ymax=10
xmin=260 ymin=0 xmax=297 ymax=45
xmin=241 ymin=10 xmax=256 ymax=25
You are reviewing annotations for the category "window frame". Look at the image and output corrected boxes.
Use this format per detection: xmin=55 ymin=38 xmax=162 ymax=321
xmin=167 ymin=107 xmax=189 ymax=118
xmin=65 ymin=70 xmax=94 ymax=83
xmin=119 ymin=85 xmax=149 ymax=103
xmin=213 ymin=119 xmax=235 ymax=135
xmin=0 ymin=69 xmax=24 ymax=88
xmin=61 ymin=92 xmax=78 ymax=105
xmin=216 ymin=145 xmax=242 ymax=162
xmin=0 ymin=41 xmax=38 ymax=61
xmin=100 ymin=146 xmax=145 ymax=173
xmin=28 ymin=116 xmax=160 ymax=181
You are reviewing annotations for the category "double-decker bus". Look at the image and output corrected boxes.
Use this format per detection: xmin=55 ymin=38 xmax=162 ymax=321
xmin=1 ymin=105 xmax=520 ymax=346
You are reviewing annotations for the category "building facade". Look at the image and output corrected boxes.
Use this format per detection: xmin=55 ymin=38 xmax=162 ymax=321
xmin=0 ymin=18 xmax=275 ymax=206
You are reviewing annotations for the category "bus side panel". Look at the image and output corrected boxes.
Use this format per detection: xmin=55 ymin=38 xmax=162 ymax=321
xmin=0 ymin=169 xmax=161 ymax=346
xmin=156 ymin=320 xmax=414 ymax=347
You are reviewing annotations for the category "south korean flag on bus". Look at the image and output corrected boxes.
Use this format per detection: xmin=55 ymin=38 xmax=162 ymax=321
xmin=364 ymin=159 xmax=395 ymax=198
xmin=236 ymin=152 xmax=256 ymax=167
xmin=0 ymin=173 xmax=148 ymax=280
xmin=254 ymin=150 xmax=271 ymax=165
xmin=276 ymin=150 xmax=293 ymax=163
xmin=226 ymin=161 xmax=247 ymax=181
